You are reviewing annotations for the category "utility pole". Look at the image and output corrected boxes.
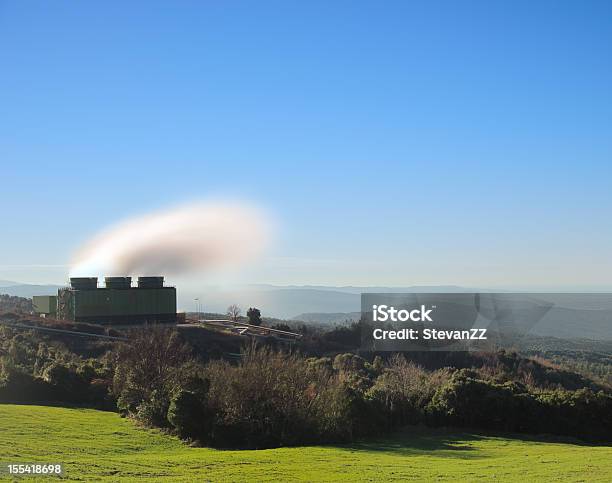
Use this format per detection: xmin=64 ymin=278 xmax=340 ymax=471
xmin=194 ymin=297 xmax=200 ymax=321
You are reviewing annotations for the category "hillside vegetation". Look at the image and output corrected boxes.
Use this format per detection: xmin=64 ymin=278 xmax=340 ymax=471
xmin=0 ymin=294 xmax=32 ymax=313
xmin=1 ymin=404 xmax=611 ymax=482
xmin=1 ymin=323 xmax=611 ymax=447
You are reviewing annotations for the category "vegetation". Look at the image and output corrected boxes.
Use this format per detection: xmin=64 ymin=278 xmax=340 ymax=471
xmin=246 ymin=307 xmax=262 ymax=326
xmin=103 ymin=329 xmax=612 ymax=447
xmin=524 ymin=349 xmax=612 ymax=387
xmin=1 ymin=318 xmax=611 ymax=449
xmin=1 ymin=404 xmax=611 ymax=482
xmin=226 ymin=304 xmax=241 ymax=321
xmin=0 ymin=293 xmax=32 ymax=313
xmin=0 ymin=326 xmax=113 ymax=408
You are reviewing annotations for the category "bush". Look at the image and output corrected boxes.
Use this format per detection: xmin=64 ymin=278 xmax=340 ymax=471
xmin=0 ymin=365 xmax=59 ymax=403
xmin=202 ymin=345 xmax=378 ymax=448
xmin=427 ymin=369 xmax=529 ymax=431
xmin=168 ymin=390 xmax=211 ymax=439
xmin=425 ymin=370 xmax=612 ymax=440
xmin=535 ymin=388 xmax=612 ymax=440
xmin=135 ymin=390 xmax=170 ymax=427
xmin=43 ymin=362 xmax=90 ymax=402
xmin=111 ymin=327 xmax=192 ymax=422
xmin=367 ymin=355 xmax=450 ymax=427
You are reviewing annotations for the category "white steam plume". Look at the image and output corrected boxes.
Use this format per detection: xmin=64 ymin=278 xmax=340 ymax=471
xmin=70 ymin=201 xmax=271 ymax=277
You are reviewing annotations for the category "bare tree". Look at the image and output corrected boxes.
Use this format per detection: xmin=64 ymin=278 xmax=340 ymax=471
xmin=227 ymin=304 xmax=241 ymax=321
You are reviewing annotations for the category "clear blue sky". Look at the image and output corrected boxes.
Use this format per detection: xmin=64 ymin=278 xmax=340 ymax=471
xmin=1 ymin=1 xmax=611 ymax=288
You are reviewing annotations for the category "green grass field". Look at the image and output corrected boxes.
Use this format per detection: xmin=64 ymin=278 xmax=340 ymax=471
xmin=0 ymin=404 xmax=610 ymax=482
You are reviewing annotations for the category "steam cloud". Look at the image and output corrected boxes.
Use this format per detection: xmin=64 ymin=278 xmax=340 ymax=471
xmin=70 ymin=201 xmax=271 ymax=277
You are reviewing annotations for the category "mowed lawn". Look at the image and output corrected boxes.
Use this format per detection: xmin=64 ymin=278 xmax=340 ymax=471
xmin=0 ymin=404 xmax=610 ymax=482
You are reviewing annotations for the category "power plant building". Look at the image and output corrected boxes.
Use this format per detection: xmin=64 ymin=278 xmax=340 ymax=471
xmin=34 ymin=276 xmax=177 ymax=324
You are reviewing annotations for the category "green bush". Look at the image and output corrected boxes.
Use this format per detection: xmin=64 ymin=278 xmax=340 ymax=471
xmin=0 ymin=366 xmax=59 ymax=403
xmin=367 ymin=355 xmax=450 ymax=427
xmin=167 ymin=389 xmax=212 ymax=439
xmin=43 ymin=363 xmax=89 ymax=401
xmin=535 ymin=388 xmax=612 ymax=439
xmin=201 ymin=345 xmax=380 ymax=448
xmin=111 ymin=327 xmax=192 ymax=422
xmin=135 ymin=390 xmax=170 ymax=427
xmin=427 ymin=370 xmax=529 ymax=431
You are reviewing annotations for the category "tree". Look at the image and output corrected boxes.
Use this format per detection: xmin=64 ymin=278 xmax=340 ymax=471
xmin=226 ymin=304 xmax=241 ymax=321
xmin=247 ymin=307 xmax=262 ymax=326
xmin=111 ymin=327 xmax=192 ymax=420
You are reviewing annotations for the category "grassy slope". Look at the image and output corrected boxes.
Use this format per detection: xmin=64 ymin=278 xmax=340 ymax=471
xmin=0 ymin=405 xmax=610 ymax=482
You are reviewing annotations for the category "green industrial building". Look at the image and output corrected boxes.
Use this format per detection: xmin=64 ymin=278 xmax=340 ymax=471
xmin=32 ymin=295 xmax=57 ymax=317
xmin=34 ymin=276 xmax=177 ymax=324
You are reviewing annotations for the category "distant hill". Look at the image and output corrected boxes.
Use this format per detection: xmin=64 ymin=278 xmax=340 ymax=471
xmin=177 ymin=285 xmax=481 ymax=320
xmin=178 ymin=287 xmax=360 ymax=319
xmin=292 ymin=312 xmax=361 ymax=325
xmin=531 ymin=304 xmax=612 ymax=340
xmin=0 ymin=284 xmax=62 ymax=298
xmin=249 ymin=284 xmax=472 ymax=294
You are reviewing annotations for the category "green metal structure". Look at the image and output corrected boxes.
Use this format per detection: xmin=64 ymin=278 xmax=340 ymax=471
xmin=32 ymin=295 xmax=57 ymax=317
xmin=52 ymin=276 xmax=177 ymax=324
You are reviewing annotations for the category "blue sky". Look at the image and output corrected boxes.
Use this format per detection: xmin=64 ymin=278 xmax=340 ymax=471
xmin=1 ymin=1 xmax=611 ymax=287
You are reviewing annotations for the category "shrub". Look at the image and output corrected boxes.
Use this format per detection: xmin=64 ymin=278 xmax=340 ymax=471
xmin=167 ymin=390 xmax=211 ymax=439
xmin=42 ymin=363 xmax=89 ymax=402
xmin=0 ymin=365 xmax=59 ymax=403
xmin=427 ymin=369 xmax=529 ymax=431
xmin=535 ymin=388 xmax=612 ymax=440
xmin=111 ymin=327 xmax=192 ymax=422
xmin=135 ymin=390 xmax=170 ymax=427
xmin=201 ymin=345 xmax=378 ymax=448
xmin=367 ymin=355 xmax=450 ymax=427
